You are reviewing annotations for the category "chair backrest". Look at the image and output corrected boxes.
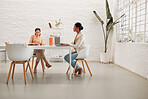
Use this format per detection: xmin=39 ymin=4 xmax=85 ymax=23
xmin=6 ymin=44 xmax=33 ymax=62
xmin=76 ymin=45 xmax=90 ymax=59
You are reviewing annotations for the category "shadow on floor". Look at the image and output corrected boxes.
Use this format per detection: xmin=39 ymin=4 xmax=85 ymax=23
xmin=0 ymin=72 xmax=93 ymax=85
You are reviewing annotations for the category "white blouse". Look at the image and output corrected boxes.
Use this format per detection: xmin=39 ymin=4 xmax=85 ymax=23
xmin=70 ymin=32 xmax=86 ymax=53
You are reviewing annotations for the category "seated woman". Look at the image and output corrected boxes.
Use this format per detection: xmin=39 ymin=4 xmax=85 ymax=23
xmin=29 ymin=28 xmax=52 ymax=73
xmin=61 ymin=22 xmax=86 ymax=76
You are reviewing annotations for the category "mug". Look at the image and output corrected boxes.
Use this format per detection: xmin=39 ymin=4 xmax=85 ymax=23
xmin=49 ymin=37 xmax=53 ymax=45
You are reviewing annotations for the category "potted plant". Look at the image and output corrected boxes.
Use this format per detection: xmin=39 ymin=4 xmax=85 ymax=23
xmin=55 ymin=18 xmax=63 ymax=28
xmin=93 ymin=0 xmax=125 ymax=63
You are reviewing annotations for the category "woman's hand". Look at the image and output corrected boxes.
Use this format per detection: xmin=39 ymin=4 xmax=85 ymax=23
xmin=34 ymin=43 xmax=40 ymax=45
xmin=60 ymin=43 xmax=70 ymax=46
xmin=29 ymin=42 xmax=41 ymax=46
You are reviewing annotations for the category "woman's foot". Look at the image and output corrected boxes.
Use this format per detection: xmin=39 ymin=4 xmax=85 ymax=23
xmin=43 ymin=57 xmax=52 ymax=68
xmin=77 ymin=68 xmax=82 ymax=76
xmin=46 ymin=63 xmax=52 ymax=68
xmin=74 ymin=69 xmax=78 ymax=75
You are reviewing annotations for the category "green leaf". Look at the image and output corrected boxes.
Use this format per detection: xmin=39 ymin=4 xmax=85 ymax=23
xmin=106 ymin=17 xmax=113 ymax=31
xmin=93 ymin=11 xmax=104 ymax=25
xmin=108 ymin=21 xmax=119 ymax=31
xmin=106 ymin=0 xmax=113 ymax=31
xmin=106 ymin=14 xmax=125 ymax=31
xmin=113 ymin=14 xmax=125 ymax=24
xmin=106 ymin=0 xmax=112 ymax=19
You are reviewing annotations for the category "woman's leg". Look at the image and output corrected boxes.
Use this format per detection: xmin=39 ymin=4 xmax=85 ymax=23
xmin=64 ymin=52 xmax=82 ymax=75
xmin=34 ymin=51 xmax=42 ymax=72
xmin=64 ymin=52 xmax=80 ymax=69
xmin=34 ymin=60 xmax=39 ymax=72
xmin=39 ymin=50 xmax=52 ymax=68
xmin=43 ymin=57 xmax=52 ymax=67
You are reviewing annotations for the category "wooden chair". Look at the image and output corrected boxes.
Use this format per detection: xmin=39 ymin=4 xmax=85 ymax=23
xmin=6 ymin=43 xmax=34 ymax=84
xmin=66 ymin=46 xmax=92 ymax=78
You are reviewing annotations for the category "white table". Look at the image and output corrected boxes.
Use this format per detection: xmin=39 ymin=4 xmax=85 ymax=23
xmin=0 ymin=45 xmax=7 ymax=63
xmin=0 ymin=45 xmax=5 ymax=49
xmin=1 ymin=45 xmax=72 ymax=80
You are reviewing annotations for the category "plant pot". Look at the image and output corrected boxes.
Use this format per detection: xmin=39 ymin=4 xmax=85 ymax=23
xmin=100 ymin=52 xmax=110 ymax=63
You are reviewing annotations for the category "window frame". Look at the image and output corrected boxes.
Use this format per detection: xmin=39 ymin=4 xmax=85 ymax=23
xmin=117 ymin=0 xmax=148 ymax=43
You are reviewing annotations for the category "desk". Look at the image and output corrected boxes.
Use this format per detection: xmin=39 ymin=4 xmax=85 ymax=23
xmin=1 ymin=45 xmax=72 ymax=80
xmin=0 ymin=45 xmax=5 ymax=49
xmin=0 ymin=45 xmax=7 ymax=63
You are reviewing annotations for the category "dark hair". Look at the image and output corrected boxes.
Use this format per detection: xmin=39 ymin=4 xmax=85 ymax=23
xmin=35 ymin=28 xmax=41 ymax=32
xmin=75 ymin=22 xmax=83 ymax=31
xmin=35 ymin=28 xmax=41 ymax=36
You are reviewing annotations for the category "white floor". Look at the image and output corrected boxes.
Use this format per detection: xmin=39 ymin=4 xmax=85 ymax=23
xmin=0 ymin=60 xmax=148 ymax=99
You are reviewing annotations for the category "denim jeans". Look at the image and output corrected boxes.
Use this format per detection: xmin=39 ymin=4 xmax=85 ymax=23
xmin=64 ymin=52 xmax=80 ymax=70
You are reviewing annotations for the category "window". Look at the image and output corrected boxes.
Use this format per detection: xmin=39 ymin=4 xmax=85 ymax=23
xmin=117 ymin=0 xmax=148 ymax=43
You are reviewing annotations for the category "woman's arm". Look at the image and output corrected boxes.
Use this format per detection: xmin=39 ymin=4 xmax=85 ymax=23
xmin=60 ymin=43 xmax=70 ymax=46
xmin=60 ymin=35 xmax=84 ymax=47
xmin=29 ymin=35 xmax=34 ymax=44
xmin=41 ymin=37 xmax=43 ymax=45
xmin=29 ymin=35 xmax=40 ymax=45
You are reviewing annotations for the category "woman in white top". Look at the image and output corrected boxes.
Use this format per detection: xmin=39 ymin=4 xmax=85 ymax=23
xmin=61 ymin=22 xmax=86 ymax=76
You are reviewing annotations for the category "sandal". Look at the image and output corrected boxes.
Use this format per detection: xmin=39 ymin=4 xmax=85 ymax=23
xmin=77 ymin=68 xmax=82 ymax=76
xmin=74 ymin=69 xmax=78 ymax=75
xmin=46 ymin=64 xmax=52 ymax=68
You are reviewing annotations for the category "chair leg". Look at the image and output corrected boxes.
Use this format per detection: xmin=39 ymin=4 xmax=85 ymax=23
xmin=25 ymin=63 xmax=29 ymax=72
xmin=12 ymin=64 xmax=15 ymax=79
xmin=27 ymin=61 xmax=34 ymax=79
xmin=6 ymin=62 xmax=13 ymax=84
xmin=32 ymin=56 xmax=34 ymax=69
xmin=23 ymin=63 xmax=27 ymax=84
xmin=84 ymin=60 xmax=92 ymax=76
xmin=41 ymin=58 xmax=45 ymax=72
xmin=81 ymin=61 xmax=86 ymax=73
xmin=25 ymin=59 xmax=30 ymax=72
xmin=72 ymin=60 xmax=78 ymax=78
xmin=66 ymin=66 xmax=70 ymax=74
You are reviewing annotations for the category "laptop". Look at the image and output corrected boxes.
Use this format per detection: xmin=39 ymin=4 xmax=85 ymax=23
xmin=54 ymin=37 xmax=69 ymax=46
xmin=55 ymin=37 xmax=60 ymax=46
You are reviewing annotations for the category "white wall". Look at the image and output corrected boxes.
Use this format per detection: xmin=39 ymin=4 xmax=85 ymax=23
xmin=111 ymin=0 xmax=148 ymax=79
xmin=113 ymin=42 xmax=148 ymax=79
xmin=0 ymin=0 xmax=113 ymax=61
